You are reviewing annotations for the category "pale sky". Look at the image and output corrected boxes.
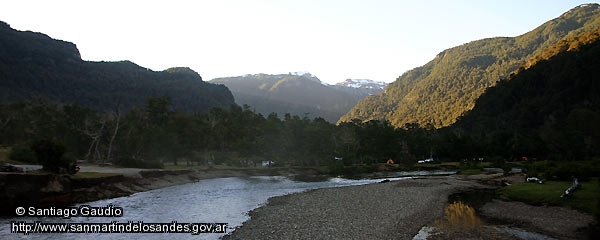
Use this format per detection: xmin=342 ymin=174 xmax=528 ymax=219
xmin=1 ymin=0 xmax=597 ymax=84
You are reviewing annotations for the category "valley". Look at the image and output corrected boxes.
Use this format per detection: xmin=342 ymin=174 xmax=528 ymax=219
xmin=1 ymin=3 xmax=600 ymax=239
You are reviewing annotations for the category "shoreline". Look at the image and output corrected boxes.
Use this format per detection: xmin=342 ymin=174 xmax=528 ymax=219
xmin=222 ymin=174 xmax=597 ymax=239
xmin=3 ymin=168 xmax=596 ymax=239
xmin=70 ymin=167 xmax=323 ymax=203
xmin=222 ymin=175 xmax=493 ymax=239
xmin=0 ymin=167 xmax=322 ymax=216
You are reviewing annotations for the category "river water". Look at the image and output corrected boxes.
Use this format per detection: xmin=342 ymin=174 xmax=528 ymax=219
xmin=1 ymin=174 xmax=425 ymax=239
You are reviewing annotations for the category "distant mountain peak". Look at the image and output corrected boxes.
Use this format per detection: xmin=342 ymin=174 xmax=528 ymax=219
xmin=0 ymin=20 xmax=82 ymax=62
xmin=210 ymin=72 xmax=385 ymax=122
xmin=561 ymin=3 xmax=600 ymax=17
xmin=573 ymin=3 xmax=599 ymax=10
xmin=164 ymin=67 xmax=202 ymax=80
xmin=288 ymin=71 xmax=323 ymax=84
xmin=234 ymin=72 xmax=324 ymax=85
xmin=335 ymin=79 xmax=387 ymax=90
xmin=0 ymin=21 xmax=11 ymax=29
xmin=289 ymin=71 xmax=315 ymax=77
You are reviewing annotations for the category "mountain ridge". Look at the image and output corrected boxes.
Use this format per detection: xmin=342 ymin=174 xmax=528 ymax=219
xmin=449 ymin=28 xmax=600 ymax=160
xmin=210 ymin=73 xmax=386 ymax=122
xmin=0 ymin=21 xmax=234 ymax=112
xmin=339 ymin=3 xmax=600 ymax=128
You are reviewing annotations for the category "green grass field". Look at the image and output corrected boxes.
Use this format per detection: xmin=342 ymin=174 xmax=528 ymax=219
xmin=497 ymin=179 xmax=600 ymax=216
xmin=457 ymin=169 xmax=484 ymax=175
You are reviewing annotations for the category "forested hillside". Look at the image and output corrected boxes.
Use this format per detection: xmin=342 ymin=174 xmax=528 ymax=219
xmin=450 ymin=29 xmax=600 ymax=161
xmin=340 ymin=4 xmax=600 ymax=128
xmin=0 ymin=21 xmax=234 ymax=113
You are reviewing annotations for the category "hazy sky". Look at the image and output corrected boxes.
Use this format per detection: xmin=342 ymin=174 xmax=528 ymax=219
xmin=1 ymin=0 xmax=597 ymax=84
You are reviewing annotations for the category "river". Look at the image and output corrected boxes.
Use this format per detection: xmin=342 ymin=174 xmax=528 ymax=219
xmin=1 ymin=174 xmax=430 ymax=239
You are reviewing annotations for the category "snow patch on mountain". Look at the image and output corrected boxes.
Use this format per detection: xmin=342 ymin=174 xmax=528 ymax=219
xmin=290 ymin=71 xmax=315 ymax=77
xmin=335 ymin=79 xmax=387 ymax=89
xmin=288 ymin=71 xmax=324 ymax=84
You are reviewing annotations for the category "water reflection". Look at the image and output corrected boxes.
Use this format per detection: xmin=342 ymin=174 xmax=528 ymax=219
xmin=418 ymin=194 xmax=556 ymax=240
xmin=435 ymin=201 xmax=483 ymax=232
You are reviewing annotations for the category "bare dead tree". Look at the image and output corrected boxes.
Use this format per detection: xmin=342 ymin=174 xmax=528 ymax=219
xmin=82 ymin=118 xmax=106 ymax=162
xmin=105 ymin=107 xmax=122 ymax=165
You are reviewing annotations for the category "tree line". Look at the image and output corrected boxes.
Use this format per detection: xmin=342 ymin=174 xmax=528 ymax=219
xmin=0 ymin=98 xmax=445 ymax=170
xmin=1 ymin=96 xmax=598 ymax=178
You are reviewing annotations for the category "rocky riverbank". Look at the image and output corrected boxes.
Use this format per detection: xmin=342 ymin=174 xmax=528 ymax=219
xmin=480 ymin=199 xmax=595 ymax=239
xmin=222 ymin=173 xmax=597 ymax=239
xmin=222 ymin=176 xmax=492 ymax=239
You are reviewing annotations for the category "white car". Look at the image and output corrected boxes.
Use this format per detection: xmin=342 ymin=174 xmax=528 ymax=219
xmin=417 ymin=158 xmax=434 ymax=164
xmin=526 ymin=177 xmax=544 ymax=184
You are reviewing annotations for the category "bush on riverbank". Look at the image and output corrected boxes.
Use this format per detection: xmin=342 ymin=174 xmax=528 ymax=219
xmin=31 ymin=139 xmax=74 ymax=173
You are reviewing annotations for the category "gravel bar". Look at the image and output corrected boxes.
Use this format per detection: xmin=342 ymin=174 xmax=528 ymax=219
xmin=480 ymin=199 xmax=595 ymax=239
xmin=223 ymin=176 xmax=489 ymax=240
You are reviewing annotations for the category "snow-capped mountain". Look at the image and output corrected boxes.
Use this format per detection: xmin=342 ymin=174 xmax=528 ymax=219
xmin=289 ymin=71 xmax=316 ymax=77
xmin=289 ymin=71 xmax=322 ymax=84
xmin=332 ymin=79 xmax=387 ymax=98
xmin=335 ymin=79 xmax=387 ymax=90
xmin=209 ymin=73 xmax=385 ymax=122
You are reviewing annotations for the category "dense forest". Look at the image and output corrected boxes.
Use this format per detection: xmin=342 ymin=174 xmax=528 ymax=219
xmin=452 ymin=29 xmax=600 ymax=162
xmin=0 ymin=99 xmax=435 ymax=172
xmin=340 ymin=3 xmax=600 ymax=128
xmin=0 ymin=21 xmax=234 ymax=113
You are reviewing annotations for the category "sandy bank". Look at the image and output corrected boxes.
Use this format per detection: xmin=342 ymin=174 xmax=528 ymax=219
xmin=223 ymin=176 xmax=491 ymax=240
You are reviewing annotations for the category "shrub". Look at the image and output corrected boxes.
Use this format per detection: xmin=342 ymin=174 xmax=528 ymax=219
xmin=30 ymin=139 xmax=72 ymax=173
